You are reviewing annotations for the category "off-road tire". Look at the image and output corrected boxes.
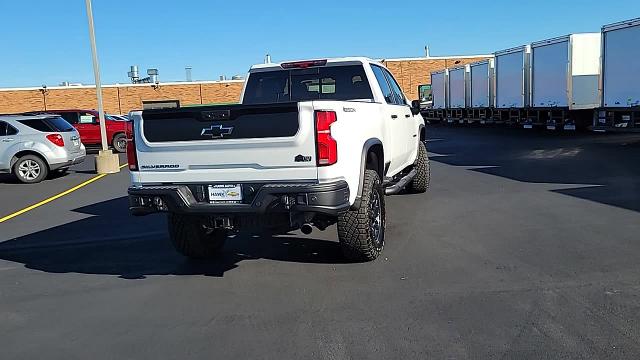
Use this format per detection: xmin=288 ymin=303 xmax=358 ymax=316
xmin=112 ymin=133 xmax=127 ymax=153
xmin=13 ymin=155 xmax=48 ymax=184
xmin=337 ymin=169 xmax=385 ymax=261
xmin=408 ymin=141 xmax=430 ymax=193
xmin=168 ymin=213 xmax=227 ymax=259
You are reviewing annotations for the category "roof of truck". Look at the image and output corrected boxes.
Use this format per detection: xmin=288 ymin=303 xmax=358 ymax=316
xmin=250 ymin=57 xmax=383 ymax=71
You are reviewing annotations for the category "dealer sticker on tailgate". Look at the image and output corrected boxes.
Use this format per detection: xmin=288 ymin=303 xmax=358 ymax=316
xmin=208 ymin=184 xmax=242 ymax=203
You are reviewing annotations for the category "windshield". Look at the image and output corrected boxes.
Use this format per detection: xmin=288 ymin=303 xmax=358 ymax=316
xmin=243 ymin=65 xmax=373 ymax=104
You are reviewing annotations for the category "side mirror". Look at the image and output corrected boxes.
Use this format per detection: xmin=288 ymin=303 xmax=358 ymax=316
xmin=411 ymin=100 xmax=421 ymax=115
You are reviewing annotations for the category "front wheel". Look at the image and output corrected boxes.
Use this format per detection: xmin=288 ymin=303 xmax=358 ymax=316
xmin=168 ymin=213 xmax=227 ymax=259
xmin=337 ymin=169 xmax=385 ymax=261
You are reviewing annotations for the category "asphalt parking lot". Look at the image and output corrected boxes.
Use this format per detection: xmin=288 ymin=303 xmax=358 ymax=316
xmin=1 ymin=127 xmax=639 ymax=359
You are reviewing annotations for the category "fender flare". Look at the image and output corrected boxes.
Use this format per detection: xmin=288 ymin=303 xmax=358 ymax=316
xmin=9 ymin=148 xmax=49 ymax=172
xmin=351 ymin=138 xmax=383 ymax=210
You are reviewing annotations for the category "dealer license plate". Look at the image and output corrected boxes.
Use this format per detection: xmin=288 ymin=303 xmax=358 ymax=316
xmin=208 ymin=184 xmax=242 ymax=203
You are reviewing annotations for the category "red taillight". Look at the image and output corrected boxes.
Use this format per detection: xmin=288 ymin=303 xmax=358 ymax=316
xmin=126 ymin=121 xmax=138 ymax=171
xmin=46 ymin=133 xmax=65 ymax=147
xmin=315 ymin=111 xmax=337 ymax=166
xmin=281 ymin=59 xmax=327 ymax=69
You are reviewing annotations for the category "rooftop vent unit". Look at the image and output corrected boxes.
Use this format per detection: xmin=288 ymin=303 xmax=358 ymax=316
xmin=128 ymin=65 xmax=159 ymax=84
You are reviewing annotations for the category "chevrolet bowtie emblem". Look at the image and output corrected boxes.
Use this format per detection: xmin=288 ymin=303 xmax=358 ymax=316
xmin=201 ymin=124 xmax=234 ymax=139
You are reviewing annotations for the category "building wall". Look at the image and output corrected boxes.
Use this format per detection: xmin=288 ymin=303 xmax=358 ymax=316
xmin=0 ymin=89 xmax=45 ymax=114
xmin=45 ymin=87 xmax=121 ymax=113
xmin=0 ymin=56 xmax=489 ymax=114
xmin=0 ymin=81 xmax=245 ymax=115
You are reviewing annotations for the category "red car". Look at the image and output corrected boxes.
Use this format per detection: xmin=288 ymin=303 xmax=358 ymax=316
xmin=44 ymin=109 xmax=128 ymax=153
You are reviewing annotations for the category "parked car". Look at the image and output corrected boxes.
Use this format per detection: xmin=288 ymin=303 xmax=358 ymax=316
xmin=36 ymin=110 xmax=128 ymax=153
xmin=0 ymin=114 xmax=86 ymax=183
xmin=127 ymin=57 xmax=429 ymax=261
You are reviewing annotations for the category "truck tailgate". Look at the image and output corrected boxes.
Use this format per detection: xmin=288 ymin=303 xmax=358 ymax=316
xmin=131 ymin=102 xmax=318 ymax=184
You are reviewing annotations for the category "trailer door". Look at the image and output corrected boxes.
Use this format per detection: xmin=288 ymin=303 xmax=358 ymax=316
xmin=532 ymin=41 xmax=568 ymax=107
xmin=603 ymin=23 xmax=640 ymax=107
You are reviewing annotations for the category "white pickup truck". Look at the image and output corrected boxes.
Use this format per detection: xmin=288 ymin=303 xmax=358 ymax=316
xmin=127 ymin=57 xmax=429 ymax=261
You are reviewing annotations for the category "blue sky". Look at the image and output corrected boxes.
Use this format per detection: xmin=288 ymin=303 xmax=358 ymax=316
xmin=0 ymin=0 xmax=637 ymax=87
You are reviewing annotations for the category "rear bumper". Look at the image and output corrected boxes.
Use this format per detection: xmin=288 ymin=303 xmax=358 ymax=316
xmin=128 ymin=180 xmax=350 ymax=217
xmin=49 ymin=153 xmax=86 ymax=170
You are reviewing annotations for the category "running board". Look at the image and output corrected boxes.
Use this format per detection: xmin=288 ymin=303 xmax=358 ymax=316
xmin=384 ymin=169 xmax=417 ymax=195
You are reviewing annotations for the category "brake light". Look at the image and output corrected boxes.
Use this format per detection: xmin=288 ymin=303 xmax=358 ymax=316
xmin=281 ymin=59 xmax=327 ymax=69
xmin=315 ymin=111 xmax=337 ymax=166
xmin=46 ymin=133 xmax=65 ymax=147
xmin=126 ymin=121 xmax=138 ymax=171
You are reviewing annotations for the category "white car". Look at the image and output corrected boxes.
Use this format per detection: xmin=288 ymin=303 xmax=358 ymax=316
xmin=127 ymin=57 xmax=429 ymax=261
xmin=0 ymin=115 xmax=86 ymax=183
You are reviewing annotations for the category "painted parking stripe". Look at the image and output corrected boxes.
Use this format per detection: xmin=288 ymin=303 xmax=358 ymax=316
xmin=0 ymin=163 xmax=128 ymax=224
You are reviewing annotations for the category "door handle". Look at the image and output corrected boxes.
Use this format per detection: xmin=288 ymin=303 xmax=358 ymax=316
xmin=391 ymin=115 xmax=398 ymax=119
xmin=405 ymin=114 xmax=411 ymax=118
xmin=2 ymin=138 xmax=13 ymax=142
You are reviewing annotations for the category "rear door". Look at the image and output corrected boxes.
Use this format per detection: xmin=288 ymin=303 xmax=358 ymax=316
xmin=370 ymin=65 xmax=401 ymax=175
xmin=381 ymin=67 xmax=414 ymax=164
xmin=77 ymin=111 xmax=101 ymax=144
xmin=370 ymin=65 xmax=412 ymax=175
xmin=133 ymin=102 xmax=319 ymax=184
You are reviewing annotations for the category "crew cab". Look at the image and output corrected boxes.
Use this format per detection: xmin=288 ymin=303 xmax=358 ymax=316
xmin=127 ymin=57 xmax=430 ymax=261
xmin=42 ymin=110 xmax=128 ymax=153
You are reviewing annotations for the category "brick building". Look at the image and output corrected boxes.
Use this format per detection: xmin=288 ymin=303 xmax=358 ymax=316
xmin=0 ymin=54 xmax=490 ymax=115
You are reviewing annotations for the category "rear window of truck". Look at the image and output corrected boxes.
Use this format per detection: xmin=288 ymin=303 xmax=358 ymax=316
xmin=243 ymin=65 xmax=374 ymax=104
xmin=18 ymin=117 xmax=75 ymax=132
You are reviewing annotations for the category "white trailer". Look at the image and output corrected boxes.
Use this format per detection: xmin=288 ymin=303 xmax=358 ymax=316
xmin=445 ymin=66 xmax=469 ymax=123
xmin=469 ymin=59 xmax=494 ymax=108
xmin=530 ymin=33 xmax=600 ymax=109
xmin=448 ymin=65 xmax=467 ymax=109
xmin=526 ymin=33 xmax=601 ymax=130
xmin=596 ymin=18 xmax=640 ymax=131
xmin=494 ymin=45 xmax=531 ymax=109
xmin=431 ymin=70 xmax=448 ymax=110
xmin=466 ymin=59 xmax=495 ymax=123
xmin=492 ymin=45 xmax=531 ymax=125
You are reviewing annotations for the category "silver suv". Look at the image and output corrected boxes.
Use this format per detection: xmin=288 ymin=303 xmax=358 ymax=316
xmin=0 ymin=115 xmax=86 ymax=183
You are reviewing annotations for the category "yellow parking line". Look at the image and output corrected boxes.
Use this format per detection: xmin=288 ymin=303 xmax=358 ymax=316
xmin=0 ymin=163 xmax=128 ymax=224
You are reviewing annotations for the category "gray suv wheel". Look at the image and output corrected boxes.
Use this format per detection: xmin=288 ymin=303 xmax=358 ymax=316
xmin=14 ymin=155 xmax=48 ymax=184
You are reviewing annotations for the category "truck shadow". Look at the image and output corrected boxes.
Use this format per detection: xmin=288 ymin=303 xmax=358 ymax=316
xmin=0 ymin=197 xmax=351 ymax=279
xmin=426 ymin=126 xmax=640 ymax=212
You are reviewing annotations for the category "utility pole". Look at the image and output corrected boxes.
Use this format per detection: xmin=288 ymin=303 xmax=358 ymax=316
xmin=85 ymin=0 xmax=119 ymax=173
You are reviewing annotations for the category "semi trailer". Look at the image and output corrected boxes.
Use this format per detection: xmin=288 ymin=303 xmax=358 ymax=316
xmin=525 ymin=33 xmax=601 ymax=130
xmin=467 ymin=59 xmax=494 ymax=124
xmin=426 ymin=69 xmax=448 ymax=122
xmin=594 ymin=18 xmax=640 ymax=131
xmin=424 ymin=17 xmax=639 ymax=133
xmin=491 ymin=45 xmax=531 ymax=125
xmin=445 ymin=65 xmax=469 ymax=123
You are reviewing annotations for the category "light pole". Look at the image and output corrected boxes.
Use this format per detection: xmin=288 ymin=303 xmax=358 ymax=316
xmin=85 ymin=0 xmax=119 ymax=174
